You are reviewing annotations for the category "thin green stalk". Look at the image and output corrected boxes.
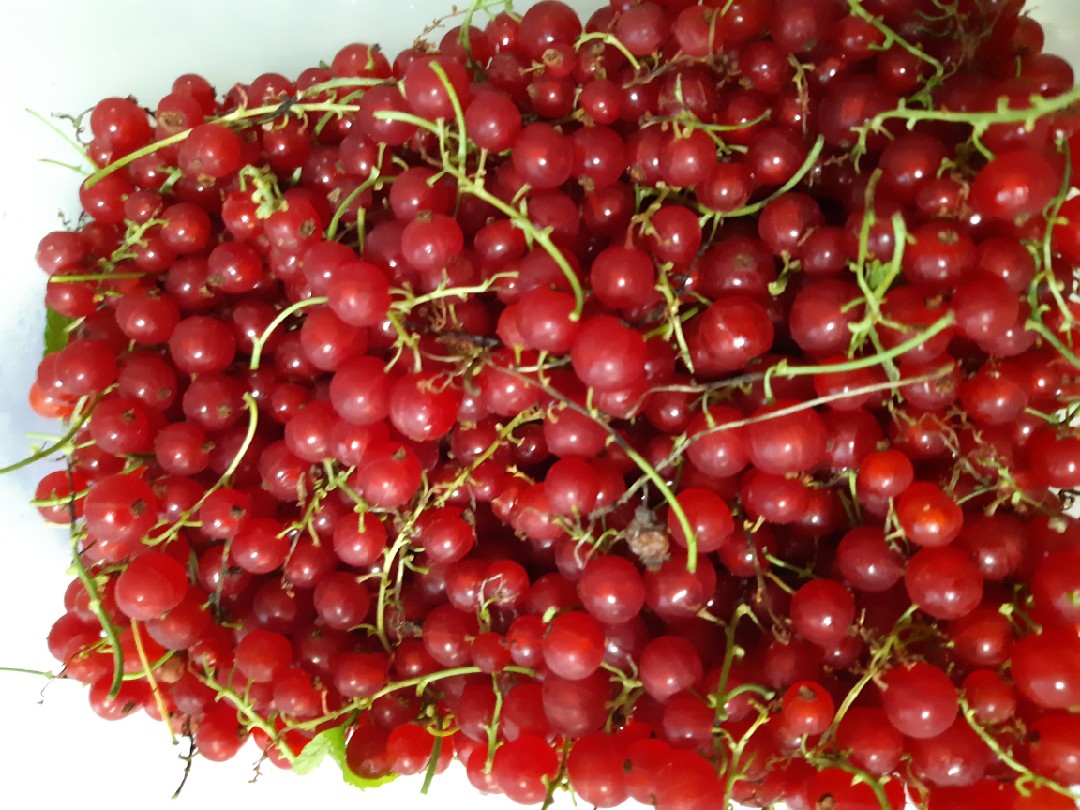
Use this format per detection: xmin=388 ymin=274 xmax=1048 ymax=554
xmin=655 ymin=263 xmax=695 ymax=374
xmin=618 ymin=441 xmax=700 ymax=573
xmin=0 ymin=404 xmax=95 ymax=474
xmin=848 ymin=0 xmax=944 ymax=86
xmin=198 ymin=674 xmax=296 ymax=762
xmin=249 ymin=297 xmax=328 ymax=370
xmin=709 ymin=606 xmax=752 ymax=722
xmin=719 ymin=709 xmax=772 ymax=806
xmin=763 ymin=312 xmax=956 ymax=400
xmin=508 ymin=368 xmax=699 ymax=571
xmin=804 ymin=749 xmax=894 ymax=810
xmin=325 ymin=144 xmax=388 ymax=241
xmin=958 ymin=697 xmax=1077 ymax=801
xmin=854 ymin=85 xmax=1080 ymax=160
xmin=281 ymin=665 xmax=536 ymax=732
xmin=484 ymin=674 xmax=504 ymax=772
xmin=540 ymin=739 xmax=573 ymax=810
xmin=153 ymin=395 xmax=259 ymax=547
xmin=69 ymin=533 xmax=125 ymax=697
xmin=575 ymin=32 xmax=641 ymax=71
xmin=430 ymin=61 xmax=468 ymax=173
xmin=1038 ymin=139 xmax=1076 ymax=326
xmin=823 ymin=605 xmax=917 ymax=744
xmin=620 ymin=368 xmax=947 ymax=509
xmin=325 ymin=183 xmax=370 ymax=242
xmin=1028 ymin=320 xmax=1080 ymax=370
xmin=651 ymin=111 xmax=770 ymax=134
xmin=431 ymin=409 xmax=540 ymax=510
xmin=392 ymin=273 xmax=513 ymax=312
xmin=39 ymin=158 xmax=87 ymax=173
xmin=449 ymin=170 xmax=584 ymax=318
xmin=26 ymin=109 xmax=93 ymax=169
xmin=296 ymin=77 xmax=393 ymax=96
xmin=50 ymin=271 xmax=149 ymax=283
xmin=84 ymin=100 xmax=367 ymax=188
xmin=420 ymin=734 xmax=443 ymax=794
xmin=130 ymin=621 xmax=177 ymax=745
xmin=712 ymin=135 xmax=825 ymax=218
xmin=0 ymin=667 xmax=56 ymax=679
xmin=374 ymin=533 xmax=414 ymax=654
xmin=372 ymin=109 xmax=444 ymax=135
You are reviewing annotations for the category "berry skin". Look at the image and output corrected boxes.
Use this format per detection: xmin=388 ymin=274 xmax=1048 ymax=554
xmin=639 ymin=636 xmax=703 ymax=701
xmin=789 ymin=579 xmax=856 ymax=648
xmin=542 ymin=611 xmax=605 ymax=681
xmin=570 ymin=316 xmax=647 ymax=392
xmin=879 ymin=663 xmax=958 ymax=739
xmin=114 ymin=552 xmax=188 ymax=621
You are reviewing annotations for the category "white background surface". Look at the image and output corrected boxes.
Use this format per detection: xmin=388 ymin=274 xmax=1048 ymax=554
xmin=0 ymin=1 xmax=1077 ymax=808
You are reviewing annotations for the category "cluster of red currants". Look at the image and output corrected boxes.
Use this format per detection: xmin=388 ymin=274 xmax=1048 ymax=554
xmin=19 ymin=0 xmax=1080 ymax=807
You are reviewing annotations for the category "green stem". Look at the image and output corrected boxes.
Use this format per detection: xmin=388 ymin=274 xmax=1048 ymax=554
xmin=374 ymin=532 xmax=414 ymax=654
xmin=432 ymin=410 xmax=541 ymax=509
xmin=618 ymin=441 xmax=699 ymax=573
xmin=624 ymin=368 xmax=947 ymax=508
xmin=198 ymin=674 xmax=296 ymax=762
xmin=484 ymin=674 xmax=504 ymax=772
xmin=655 ymin=263 xmax=695 ymax=374
xmin=69 ymin=534 xmax=125 ymax=698
xmin=249 ymin=297 xmax=328 ymax=370
xmin=704 ymin=368 xmax=950 ymax=438
xmin=450 ymin=171 xmax=584 ymax=319
xmin=392 ymin=273 xmax=513 ymax=312
xmin=1028 ymin=320 xmax=1080 ymax=370
xmin=282 ymin=665 xmax=535 ymax=732
xmin=723 ymin=681 xmax=774 ymax=703
xmin=575 ymin=32 xmax=641 ymax=71
xmin=804 ymin=749 xmax=893 ymax=810
xmin=1038 ymin=139 xmax=1076 ymax=327
xmin=764 ymin=312 xmax=956 ymax=400
xmin=512 ymin=369 xmax=699 ymax=571
xmin=325 ymin=145 xmax=387 ymax=242
xmin=540 ymin=739 xmax=572 ymax=810
xmin=372 ymin=109 xmax=444 ymax=135
xmin=153 ymin=395 xmax=259 ymax=547
xmin=49 ymin=272 xmax=149 ymax=283
xmin=649 ymin=110 xmax=771 ymax=134
xmin=823 ymin=605 xmax=917 ymax=744
xmin=430 ymin=61 xmax=468 ymax=173
xmin=711 ymin=135 xmax=825 ymax=218
xmin=296 ymin=77 xmax=393 ymax=96
xmin=420 ymin=733 xmax=443 ymax=795
xmin=130 ymin=621 xmax=177 ymax=745
xmin=848 ymin=0 xmax=944 ymax=85
xmin=0 ymin=666 xmax=56 ymax=679
xmin=853 ymin=170 xmax=884 ymax=289
xmin=120 ymin=650 xmax=175 ymax=682
xmin=39 ymin=158 xmax=88 ymax=173
xmin=0 ymin=404 xmax=95 ymax=474
xmin=84 ymin=100 xmax=365 ymax=189
xmin=854 ymin=85 xmax=1080 ymax=160
xmin=720 ymin=709 xmax=772 ymax=806
xmin=958 ymin=697 xmax=1077 ymax=801
xmin=454 ymin=0 xmax=513 ymax=56
xmin=25 ymin=109 xmax=93 ymax=168
xmin=325 ymin=183 xmax=370 ymax=242
xmin=709 ymin=605 xmax=752 ymax=722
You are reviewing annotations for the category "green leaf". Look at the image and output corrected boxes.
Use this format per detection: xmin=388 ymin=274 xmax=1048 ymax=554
xmin=43 ymin=307 xmax=74 ymax=356
xmin=292 ymin=725 xmax=398 ymax=789
xmin=290 ymin=729 xmax=336 ymax=775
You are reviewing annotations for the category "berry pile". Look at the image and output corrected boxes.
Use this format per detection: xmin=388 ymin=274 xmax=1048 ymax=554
xmin=13 ymin=0 xmax=1080 ymax=807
